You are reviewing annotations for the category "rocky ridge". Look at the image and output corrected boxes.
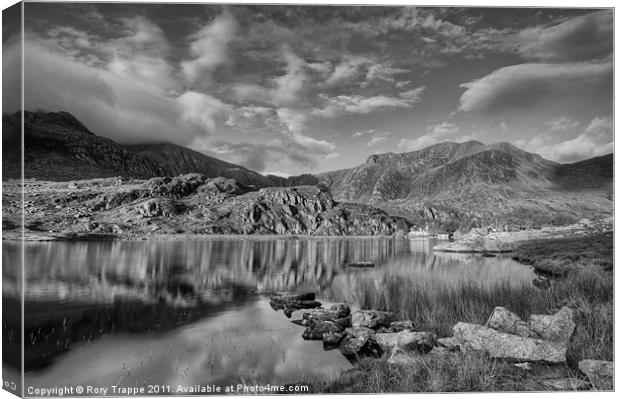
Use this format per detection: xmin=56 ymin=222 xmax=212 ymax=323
xmin=2 ymin=174 xmax=411 ymax=240
xmin=318 ymin=141 xmax=613 ymax=229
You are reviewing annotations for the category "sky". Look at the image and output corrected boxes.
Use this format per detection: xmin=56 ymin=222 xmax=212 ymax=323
xmin=2 ymin=2 xmax=614 ymax=175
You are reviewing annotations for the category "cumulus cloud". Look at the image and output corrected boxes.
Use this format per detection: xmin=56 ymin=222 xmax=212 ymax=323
xmin=40 ymin=16 xmax=178 ymax=91
xmin=177 ymin=91 xmax=231 ymax=132
xmin=458 ymin=62 xmax=612 ymax=113
xmin=516 ymin=11 xmax=613 ymax=62
xmin=398 ymin=122 xmax=460 ymax=152
xmin=232 ymin=47 xmax=308 ymax=107
xmin=516 ymin=116 xmax=613 ymax=163
xmin=181 ymin=11 xmax=237 ymax=84
xmin=544 ymin=116 xmax=580 ymax=132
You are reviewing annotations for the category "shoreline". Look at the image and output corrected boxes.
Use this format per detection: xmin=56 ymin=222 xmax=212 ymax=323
xmin=3 ymin=231 xmax=433 ymax=243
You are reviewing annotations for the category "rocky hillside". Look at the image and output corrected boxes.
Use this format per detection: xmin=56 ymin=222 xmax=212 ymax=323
xmin=127 ymin=142 xmax=275 ymax=188
xmin=3 ymin=111 xmax=167 ymax=181
xmin=2 ymin=174 xmax=410 ymax=240
xmin=2 ymin=111 xmax=314 ymax=188
xmin=319 ymin=141 xmax=613 ymax=229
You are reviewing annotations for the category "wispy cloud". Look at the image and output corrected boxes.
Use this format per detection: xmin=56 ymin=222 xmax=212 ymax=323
xmin=458 ymin=62 xmax=612 ymax=113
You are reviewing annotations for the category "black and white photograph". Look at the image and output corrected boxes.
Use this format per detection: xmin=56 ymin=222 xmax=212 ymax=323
xmin=1 ymin=0 xmax=615 ymax=396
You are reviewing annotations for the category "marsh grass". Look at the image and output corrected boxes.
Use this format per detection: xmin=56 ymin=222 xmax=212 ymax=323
xmin=315 ymin=233 xmax=613 ymax=392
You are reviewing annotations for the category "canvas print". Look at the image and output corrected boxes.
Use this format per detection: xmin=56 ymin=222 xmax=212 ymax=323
xmin=1 ymin=1 xmax=614 ymax=396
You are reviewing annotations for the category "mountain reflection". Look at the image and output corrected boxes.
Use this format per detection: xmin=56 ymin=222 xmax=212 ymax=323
xmin=5 ymin=238 xmax=413 ymax=303
xmin=2 ymin=237 xmax=535 ymax=377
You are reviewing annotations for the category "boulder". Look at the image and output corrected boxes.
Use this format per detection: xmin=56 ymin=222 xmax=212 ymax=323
xmin=302 ymin=320 xmax=344 ymax=341
xmin=322 ymin=331 xmax=345 ymax=346
xmin=339 ymin=327 xmax=375 ymax=357
xmin=340 ymin=336 xmax=381 ymax=359
xmin=344 ymin=327 xmax=374 ymax=339
xmin=528 ymin=307 xmax=575 ymax=343
xmin=485 ymin=307 xmax=538 ymax=338
xmin=371 ymin=331 xmax=436 ymax=354
xmin=269 ymin=292 xmax=322 ymax=318
xmin=352 ymin=310 xmax=394 ymax=329
xmin=541 ymin=378 xmax=591 ymax=391
xmin=452 ymin=322 xmax=567 ymax=364
xmin=578 ymin=359 xmax=613 ymax=390
xmin=303 ymin=303 xmax=351 ymax=324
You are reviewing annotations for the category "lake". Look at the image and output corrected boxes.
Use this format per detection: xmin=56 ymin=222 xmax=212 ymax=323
xmin=2 ymin=237 xmax=536 ymax=393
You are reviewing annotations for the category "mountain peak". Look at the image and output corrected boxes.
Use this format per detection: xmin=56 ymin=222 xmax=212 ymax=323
xmin=23 ymin=110 xmax=94 ymax=135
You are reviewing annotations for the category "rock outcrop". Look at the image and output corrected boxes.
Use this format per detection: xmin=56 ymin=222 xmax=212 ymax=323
xmin=4 ymin=174 xmax=412 ymax=239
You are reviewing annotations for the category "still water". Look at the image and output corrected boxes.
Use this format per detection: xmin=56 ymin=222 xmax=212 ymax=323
xmin=3 ymin=237 xmax=536 ymax=391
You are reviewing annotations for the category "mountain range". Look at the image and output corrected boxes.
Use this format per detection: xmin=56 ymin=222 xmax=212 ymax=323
xmin=2 ymin=111 xmax=613 ymax=228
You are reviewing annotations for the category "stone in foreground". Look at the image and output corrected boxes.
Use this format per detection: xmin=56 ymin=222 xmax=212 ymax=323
xmin=302 ymin=320 xmax=344 ymax=340
xmin=579 ymin=359 xmax=614 ymax=390
xmin=371 ymin=331 xmax=436 ymax=354
xmin=303 ymin=303 xmax=351 ymax=326
xmin=485 ymin=306 xmax=538 ymax=338
xmin=452 ymin=322 xmax=567 ymax=364
xmin=339 ymin=327 xmax=378 ymax=358
xmin=528 ymin=306 xmax=576 ymax=343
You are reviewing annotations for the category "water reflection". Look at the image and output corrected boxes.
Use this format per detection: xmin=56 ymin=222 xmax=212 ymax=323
xmin=1 ymin=237 xmax=536 ymax=390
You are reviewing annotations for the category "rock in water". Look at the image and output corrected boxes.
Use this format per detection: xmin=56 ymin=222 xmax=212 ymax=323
xmin=485 ymin=307 xmax=539 ymax=338
xmin=302 ymin=321 xmax=344 ymax=341
xmin=371 ymin=331 xmax=436 ymax=354
xmin=339 ymin=327 xmax=376 ymax=357
xmin=528 ymin=306 xmax=575 ymax=343
xmin=579 ymin=359 xmax=614 ymax=390
xmin=303 ymin=303 xmax=351 ymax=324
xmin=452 ymin=322 xmax=567 ymax=364
xmin=269 ymin=292 xmax=322 ymax=318
xmin=322 ymin=331 xmax=345 ymax=346
xmin=351 ymin=310 xmax=394 ymax=329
